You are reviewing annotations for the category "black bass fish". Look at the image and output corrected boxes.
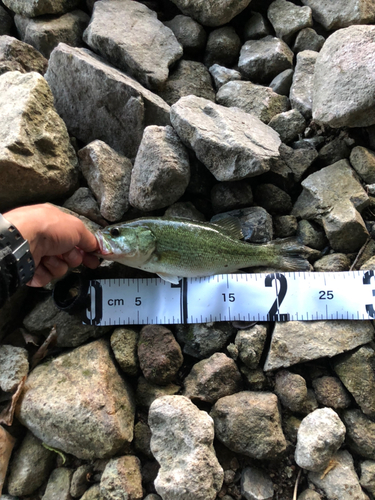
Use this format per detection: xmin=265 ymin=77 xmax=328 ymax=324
xmin=95 ymin=217 xmax=311 ymax=284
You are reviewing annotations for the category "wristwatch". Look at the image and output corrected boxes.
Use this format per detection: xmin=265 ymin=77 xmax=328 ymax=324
xmin=0 ymin=214 xmax=35 ymax=294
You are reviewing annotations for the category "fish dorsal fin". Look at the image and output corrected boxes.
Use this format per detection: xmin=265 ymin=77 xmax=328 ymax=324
xmin=211 ymin=215 xmax=244 ymax=240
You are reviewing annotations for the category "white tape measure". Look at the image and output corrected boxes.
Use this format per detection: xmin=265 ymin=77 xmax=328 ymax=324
xmin=81 ymin=270 xmax=375 ymax=326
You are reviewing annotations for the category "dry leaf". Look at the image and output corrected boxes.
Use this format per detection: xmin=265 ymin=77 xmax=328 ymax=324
xmin=21 ymin=329 xmax=40 ymax=347
xmin=0 ymin=376 xmax=26 ymax=427
xmin=30 ymin=326 xmax=58 ymax=370
xmin=0 ymin=425 xmax=16 ymax=495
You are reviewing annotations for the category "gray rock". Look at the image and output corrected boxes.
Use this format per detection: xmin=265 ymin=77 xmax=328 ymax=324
xmin=211 ymin=207 xmax=273 ymax=243
xmin=23 ymin=296 xmax=110 ymax=348
xmin=0 ymin=6 xmax=12 ymax=36
xmin=313 ymin=26 xmax=375 ymax=128
xmin=211 ymin=181 xmax=253 ymax=213
xmin=149 ymin=395 xmax=224 ymax=500
xmin=350 ymin=146 xmax=375 ymax=184
xmin=70 ymin=464 xmax=93 ymax=498
xmin=204 ymin=26 xmax=241 ymax=68
xmin=240 ymin=366 xmax=268 ymax=391
xmin=3 ymin=0 xmax=80 ymax=17
xmin=313 ymin=254 xmax=351 ymax=272
xmin=216 ymin=81 xmax=290 ymax=124
xmin=360 ymin=460 xmax=375 ymax=496
xmin=211 ymin=391 xmax=287 ymax=459
xmin=158 ymin=60 xmax=215 ymax=106
xmin=45 ymin=43 xmax=170 ymax=158
xmin=301 ymin=0 xmax=375 ymax=30
xmin=264 ymin=320 xmax=374 ymax=371
xmin=238 ymin=36 xmax=294 ymax=84
xmin=100 ymin=456 xmax=143 ymax=500
xmin=15 ymin=10 xmax=89 ymax=59
xmin=254 ymin=184 xmax=292 ymax=215
xmin=209 ymin=64 xmax=242 ymax=90
xmin=241 ymin=467 xmax=274 ymax=500
xmin=164 ymin=15 xmax=206 ymax=55
xmin=136 ymin=376 xmax=180 ymax=409
xmin=42 ymin=468 xmax=73 ymax=500
xmin=0 ymin=71 xmax=78 ymax=211
xmin=290 ymin=50 xmax=318 ymax=119
xmin=134 ymin=421 xmax=152 ymax=458
xmin=0 ymin=35 xmax=48 ymax=76
xmin=144 ymin=496 xmax=162 ymax=500
xmin=334 ymin=345 xmax=375 ymax=418
xmin=129 ymin=125 xmax=190 ymax=211
xmin=292 ymin=160 xmax=369 ymax=253
xmin=309 ymin=450 xmax=364 ymax=500
xmin=312 ymin=376 xmax=351 ymax=409
xmin=80 ymin=485 xmax=102 ymax=500
xmin=164 ymin=201 xmax=206 ymax=221
xmin=110 ymin=328 xmax=139 ymax=377
xmin=296 ymin=220 xmax=327 ymax=250
xmin=170 ymin=95 xmax=281 ymax=181
xmin=273 ymin=215 xmax=298 ymax=238
xmin=244 ymin=12 xmax=271 ymax=40
xmin=78 ymin=140 xmax=132 ymax=222
xmin=0 ymin=345 xmax=28 ymax=392
xmin=269 ymin=69 xmax=294 ymax=96
xmin=298 ymin=491 xmax=322 ymax=500
xmin=268 ymin=109 xmax=306 ymax=143
xmin=343 ymin=409 xmax=375 ymax=460
xmin=175 ymin=322 xmax=235 ymax=359
xmin=63 ymin=187 xmax=107 ymax=227
xmin=16 ymin=339 xmax=135 ymax=460
xmin=183 ymin=352 xmax=242 ymax=403
xmin=7 ymin=432 xmax=54 ymax=497
xmin=293 ymin=28 xmax=325 ymax=54
xmin=234 ymin=324 xmax=267 ymax=369
xmin=295 ymin=408 xmax=346 ymax=471
xmin=54 ymin=204 xmax=102 ymax=234
xmin=274 ymin=370 xmax=309 ymax=413
xmin=83 ymin=0 xmax=182 ymax=91
xmin=279 ymin=143 xmax=318 ymax=182
xmin=168 ymin=0 xmax=252 ymax=27
xmin=267 ymin=0 xmax=313 ymax=43
xmin=318 ymin=136 xmax=351 ymax=167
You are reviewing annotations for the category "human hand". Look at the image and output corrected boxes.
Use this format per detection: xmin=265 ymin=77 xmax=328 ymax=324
xmin=4 ymin=204 xmax=100 ymax=287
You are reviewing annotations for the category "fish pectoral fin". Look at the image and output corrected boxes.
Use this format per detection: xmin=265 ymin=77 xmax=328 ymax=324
xmin=210 ymin=215 xmax=244 ymax=240
xmin=157 ymin=272 xmax=181 ymax=284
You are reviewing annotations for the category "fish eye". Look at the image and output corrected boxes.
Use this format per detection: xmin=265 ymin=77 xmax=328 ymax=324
xmin=110 ymin=227 xmax=120 ymax=237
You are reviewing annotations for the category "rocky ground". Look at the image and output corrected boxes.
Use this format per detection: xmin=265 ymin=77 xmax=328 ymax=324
xmin=2 ymin=0 xmax=375 ymax=499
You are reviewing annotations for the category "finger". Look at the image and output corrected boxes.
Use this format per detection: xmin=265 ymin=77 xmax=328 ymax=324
xmin=27 ymin=264 xmax=54 ymax=287
xmin=61 ymin=248 xmax=83 ymax=268
xmin=81 ymin=252 xmax=101 ymax=269
xmin=42 ymin=256 xmax=69 ymax=279
xmin=76 ymin=226 xmax=99 ymax=254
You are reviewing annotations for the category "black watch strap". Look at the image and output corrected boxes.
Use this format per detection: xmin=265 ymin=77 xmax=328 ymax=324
xmin=0 ymin=214 xmax=35 ymax=288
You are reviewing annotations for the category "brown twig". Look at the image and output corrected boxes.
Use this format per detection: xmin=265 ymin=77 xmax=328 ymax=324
xmin=350 ymin=237 xmax=371 ymax=271
xmin=293 ymin=469 xmax=301 ymax=500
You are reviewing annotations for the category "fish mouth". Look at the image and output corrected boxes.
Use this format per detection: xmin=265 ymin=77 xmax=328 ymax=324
xmin=95 ymin=232 xmax=113 ymax=256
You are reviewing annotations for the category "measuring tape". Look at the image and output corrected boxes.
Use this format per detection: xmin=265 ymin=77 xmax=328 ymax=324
xmin=55 ymin=270 xmax=375 ymax=326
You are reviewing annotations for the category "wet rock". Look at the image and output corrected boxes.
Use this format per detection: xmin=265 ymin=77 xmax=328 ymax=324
xmin=138 ymin=325 xmax=183 ymax=385
xmin=333 ymin=345 xmax=375 ymax=418
xmin=293 ymin=28 xmax=325 ymax=53
xmin=170 ymin=95 xmax=281 ymax=181
xmin=269 ymin=68 xmax=294 ymax=96
xmin=0 ymin=35 xmax=48 ymax=76
xmin=274 ymin=370 xmax=308 ymax=413
xmin=209 ymin=64 xmax=242 ymax=90
xmin=241 ymin=467 xmax=274 ymax=500
xmin=0 ymin=345 xmax=28 ymax=392
xmin=350 ymin=146 xmax=375 ymax=184
xmin=212 ymin=207 xmax=273 ymax=243
xmin=211 ymin=181 xmax=253 ymax=213
xmin=313 ymin=254 xmax=351 ymax=272
xmin=100 ymin=456 xmax=143 ymax=500
xmin=268 ymin=109 xmax=306 ymax=143
xmin=83 ymin=0 xmax=182 ymax=91
xmin=45 ymin=43 xmax=170 ymax=158
xmin=16 ymin=339 xmax=135 ymax=460
xmin=290 ymin=50 xmax=318 ymax=119
xmin=312 ymin=376 xmax=351 ymax=409
xmin=301 ymin=0 xmax=375 ymax=30
xmin=15 ymin=10 xmax=89 ymax=59
xmin=279 ymin=143 xmax=318 ymax=182
xmin=342 ymin=409 xmax=375 ymax=460
xmin=273 ymin=215 xmax=298 ymax=238
xmin=175 ymin=322 xmax=235 ymax=359
xmin=158 ymin=60 xmax=215 ymax=106
xmin=216 ymin=81 xmax=290 ymax=124
xmin=296 ymin=219 xmax=327 ymax=250
xmin=70 ymin=464 xmax=93 ymax=498
xmin=211 ymin=391 xmax=287 ymax=459
xmin=267 ymin=0 xmax=313 ymax=44
xmin=0 ymin=7 xmax=12 ymax=35
xmin=313 ymin=26 xmax=375 ymax=128
xmin=292 ymin=160 xmax=369 ymax=253
xmin=168 ymin=0 xmax=251 ymax=27
xmin=295 ymin=408 xmax=345 ymax=471
xmin=238 ymin=36 xmax=294 ymax=84
xmin=204 ymin=26 xmax=241 ymax=68
xmin=234 ymin=324 xmax=267 ymax=369
xmin=63 ymin=187 xmax=107 ymax=227
xmin=309 ymin=450 xmax=364 ymax=500
xmin=78 ymin=140 xmax=132 ymax=222
xmin=42 ymin=468 xmax=73 ymax=500
xmin=244 ymin=12 xmax=271 ymax=40
xmin=164 ymin=201 xmax=205 ymax=221
xmin=0 ymin=71 xmax=78 ymax=211
xmin=3 ymin=0 xmax=80 ymax=17
xmin=360 ymin=461 xmax=375 ymax=496
xmin=183 ymin=352 xmax=242 ymax=404
xmin=7 ymin=432 xmax=54 ymax=497
xmin=264 ymin=320 xmax=374 ymax=371
xmin=134 ymin=421 xmax=152 ymax=458
xmin=164 ymin=15 xmax=206 ymax=55
xmin=110 ymin=328 xmax=139 ymax=377
xmin=129 ymin=125 xmax=190 ymax=211
xmin=254 ymin=184 xmax=292 ymax=215
xmin=149 ymin=395 xmax=224 ymax=500
xmin=136 ymin=377 xmax=180 ymax=408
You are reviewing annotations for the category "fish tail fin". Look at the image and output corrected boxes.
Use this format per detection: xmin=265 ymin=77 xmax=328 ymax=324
xmin=269 ymin=238 xmax=315 ymax=272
